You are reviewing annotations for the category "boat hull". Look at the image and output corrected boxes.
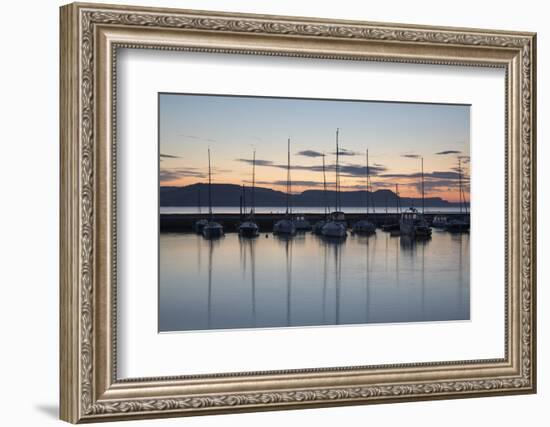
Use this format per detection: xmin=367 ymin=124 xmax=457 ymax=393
xmin=321 ymin=221 xmax=347 ymax=238
xmin=193 ymin=219 xmax=208 ymax=234
xmin=312 ymin=220 xmax=326 ymax=235
xmin=352 ymin=219 xmax=376 ymax=235
xmin=202 ymin=222 xmax=224 ymax=239
xmin=381 ymin=222 xmax=399 ymax=232
xmin=445 ymin=220 xmax=470 ymax=233
xmin=238 ymin=221 xmax=259 ymax=237
xmin=293 ymin=219 xmax=312 ymax=231
xmin=273 ymin=219 xmax=296 ymax=235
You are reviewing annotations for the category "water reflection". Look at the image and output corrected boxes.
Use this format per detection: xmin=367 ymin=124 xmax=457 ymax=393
xmin=159 ymin=231 xmax=470 ymax=332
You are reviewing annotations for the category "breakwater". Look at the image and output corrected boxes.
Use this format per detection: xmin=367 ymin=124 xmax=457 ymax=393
xmin=160 ymin=212 xmax=469 ymax=232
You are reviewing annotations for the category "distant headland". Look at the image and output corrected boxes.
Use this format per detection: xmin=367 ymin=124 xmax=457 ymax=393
xmin=160 ymin=183 xmax=466 ymax=208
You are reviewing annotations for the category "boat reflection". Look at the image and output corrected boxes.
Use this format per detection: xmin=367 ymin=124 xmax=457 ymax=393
xmin=399 ymin=234 xmax=431 ymax=251
xmin=159 ymin=230 xmax=469 ymax=332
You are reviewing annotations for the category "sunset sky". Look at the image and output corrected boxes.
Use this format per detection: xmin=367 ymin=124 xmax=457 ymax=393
xmin=159 ymin=93 xmax=470 ymax=203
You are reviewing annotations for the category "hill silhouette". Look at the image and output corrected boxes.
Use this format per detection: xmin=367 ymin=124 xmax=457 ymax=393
xmin=160 ymin=183 xmax=462 ymax=208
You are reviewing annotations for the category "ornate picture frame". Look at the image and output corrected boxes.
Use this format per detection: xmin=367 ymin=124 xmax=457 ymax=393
xmin=60 ymin=2 xmax=536 ymax=423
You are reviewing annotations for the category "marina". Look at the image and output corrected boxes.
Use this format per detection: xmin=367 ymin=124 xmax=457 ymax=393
xmin=158 ymin=94 xmax=471 ymax=332
xmin=161 ymin=211 xmax=469 ymax=233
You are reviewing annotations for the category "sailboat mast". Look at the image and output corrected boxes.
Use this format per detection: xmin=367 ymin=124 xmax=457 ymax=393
xmin=421 ymin=157 xmax=425 ymax=214
xmin=335 ymin=128 xmax=340 ymax=211
xmin=322 ymin=153 xmax=328 ymax=217
xmin=251 ymin=150 xmax=256 ymax=216
xmin=207 ymin=148 xmax=213 ymax=219
xmin=458 ymin=157 xmax=463 ymax=214
xmin=395 ymin=183 xmax=400 ymax=214
xmin=286 ymin=138 xmax=291 ymax=216
xmin=365 ymin=149 xmax=369 ymax=216
xmin=198 ymin=188 xmax=201 ymax=215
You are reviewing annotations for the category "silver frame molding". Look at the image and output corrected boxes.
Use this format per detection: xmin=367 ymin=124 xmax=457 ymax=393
xmin=60 ymin=2 xmax=537 ymax=423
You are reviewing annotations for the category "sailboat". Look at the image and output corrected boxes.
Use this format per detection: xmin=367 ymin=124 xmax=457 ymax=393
xmin=202 ymin=148 xmax=224 ymax=239
xmin=352 ymin=149 xmax=376 ymax=235
xmin=273 ymin=138 xmax=297 ymax=235
xmin=381 ymin=183 xmax=401 ymax=232
xmin=239 ymin=150 xmax=259 ymax=237
xmin=321 ymin=129 xmax=347 ymax=238
xmin=445 ymin=157 xmax=470 ymax=233
xmin=193 ymin=187 xmax=208 ymax=233
xmin=313 ymin=153 xmax=329 ymax=235
xmin=399 ymin=157 xmax=431 ymax=238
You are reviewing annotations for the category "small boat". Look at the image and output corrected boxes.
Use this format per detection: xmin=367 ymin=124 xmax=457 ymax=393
xmin=321 ymin=221 xmax=347 ymax=238
xmin=193 ymin=218 xmax=208 ymax=233
xmin=353 ymin=220 xmax=376 ymax=234
xmin=312 ymin=219 xmax=326 ymax=235
xmin=293 ymin=215 xmax=312 ymax=231
xmin=274 ymin=218 xmax=296 ymax=235
xmin=353 ymin=149 xmax=376 ymax=235
xmin=202 ymin=221 xmax=224 ymax=239
xmin=322 ymin=129 xmax=347 ymax=239
xmin=432 ymin=215 xmax=448 ymax=228
xmin=381 ymin=218 xmax=399 ymax=232
xmin=238 ymin=220 xmax=259 ymax=237
xmin=193 ymin=187 xmax=208 ymax=233
xmin=381 ymin=184 xmax=401 ymax=232
xmin=445 ymin=217 xmax=470 ymax=233
xmin=202 ymin=148 xmax=224 ymax=239
xmin=399 ymin=157 xmax=431 ymax=238
xmin=399 ymin=207 xmax=431 ymax=237
xmin=313 ymin=153 xmax=329 ymax=235
xmin=239 ymin=150 xmax=259 ymax=238
xmin=274 ymin=138 xmax=297 ymax=236
xmin=444 ymin=157 xmax=470 ymax=233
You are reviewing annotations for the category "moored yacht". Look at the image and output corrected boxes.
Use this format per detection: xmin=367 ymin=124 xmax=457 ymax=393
xmin=293 ymin=215 xmax=312 ymax=231
xmin=432 ymin=215 xmax=448 ymax=228
xmin=322 ymin=128 xmax=347 ymax=239
xmin=399 ymin=157 xmax=431 ymax=238
xmin=238 ymin=150 xmax=259 ymax=238
xmin=399 ymin=207 xmax=432 ymax=237
xmin=202 ymin=148 xmax=224 ymax=239
xmin=444 ymin=157 xmax=470 ymax=233
xmin=313 ymin=153 xmax=329 ymax=235
xmin=353 ymin=149 xmax=376 ymax=235
xmin=274 ymin=138 xmax=297 ymax=236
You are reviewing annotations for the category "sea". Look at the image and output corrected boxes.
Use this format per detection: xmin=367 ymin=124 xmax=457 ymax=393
xmin=160 ymin=206 xmax=466 ymax=215
xmin=159 ymin=227 xmax=470 ymax=332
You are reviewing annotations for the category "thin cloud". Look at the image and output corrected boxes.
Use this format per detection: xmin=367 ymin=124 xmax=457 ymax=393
xmin=252 ymin=180 xmax=328 ymax=188
xmin=401 ymin=153 xmax=421 ymax=159
xmin=331 ymin=148 xmax=357 ymax=156
xmin=436 ymin=150 xmax=461 ymax=155
xmin=380 ymin=170 xmax=469 ymax=181
xmin=160 ymin=153 xmax=180 ymax=159
xmin=160 ymin=168 xmax=206 ymax=182
xmin=296 ymin=150 xmax=324 ymax=158
xmin=179 ymin=134 xmax=217 ymax=143
xmin=235 ymin=158 xmax=387 ymax=177
xmin=235 ymin=158 xmax=275 ymax=166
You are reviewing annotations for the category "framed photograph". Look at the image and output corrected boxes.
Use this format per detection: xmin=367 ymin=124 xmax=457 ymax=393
xmin=60 ymin=2 xmax=537 ymax=423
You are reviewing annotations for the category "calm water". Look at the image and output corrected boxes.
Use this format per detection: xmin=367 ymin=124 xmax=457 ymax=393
xmin=159 ymin=230 xmax=469 ymax=332
xmin=160 ymin=206 xmax=467 ymax=215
